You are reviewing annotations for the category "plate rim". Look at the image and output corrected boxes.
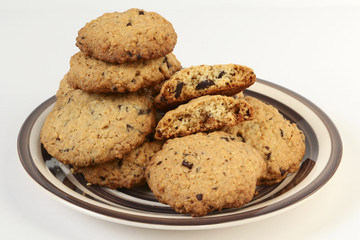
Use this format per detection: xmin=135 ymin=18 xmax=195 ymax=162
xmin=17 ymin=78 xmax=343 ymax=229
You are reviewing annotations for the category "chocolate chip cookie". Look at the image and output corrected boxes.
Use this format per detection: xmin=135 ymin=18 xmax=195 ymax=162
xmin=75 ymin=140 xmax=163 ymax=189
xmin=154 ymin=64 xmax=256 ymax=109
xmin=155 ymin=95 xmax=254 ymax=140
xmin=40 ymin=90 xmax=155 ymax=167
xmin=76 ymin=9 xmax=177 ymax=63
xmin=67 ymin=52 xmax=181 ymax=93
xmin=146 ymin=131 xmax=265 ymax=217
xmin=223 ymin=96 xmax=306 ymax=185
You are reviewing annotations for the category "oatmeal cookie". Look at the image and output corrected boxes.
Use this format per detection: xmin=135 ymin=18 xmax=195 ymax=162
xmin=155 ymin=95 xmax=254 ymax=140
xmin=223 ymin=96 xmax=306 ymax=185
xmin=67 ymin=52 xmax=181 ymax=93
xmin=40 ymin=90 xmax=155 ymax=167
xmin=76 ymin=9 xmax=177 ymax=63
xmin=146 ymin=131 xmax=265 ymax=217
xmin=75 ymin=141 xmax=163 ymax=189
xmin=154 ymin=64 xmax=255 ymax=109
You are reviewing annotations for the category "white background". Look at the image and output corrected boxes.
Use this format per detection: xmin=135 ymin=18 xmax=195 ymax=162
xmin=1 ymin=0 xmax=360 ymax=239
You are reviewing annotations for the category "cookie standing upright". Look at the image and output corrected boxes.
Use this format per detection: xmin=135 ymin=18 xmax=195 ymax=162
xmin=40 ymin=89 xmax=155 ymax=167
xmin=146 ymin=131 xmax=265 ymax=217
xmin=155 ymin=95 xmax=254 ymax=140
xmin=154 ymin=64 xmax=256 ymax=109
xmin=223 ymin=96 xmax=306 ymax=185
xmin=76 ymin=9 xmax=177 ymax=63
xmin=67 ymin=52 xmax=181 ymax=93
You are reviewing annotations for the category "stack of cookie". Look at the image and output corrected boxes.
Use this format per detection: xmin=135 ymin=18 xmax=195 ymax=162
xmin=146 ymin=64 xmax=306 ymax=216
xmin=41 ymin=8 xmax=181 ymax=189
xmin=40 ymin=8 xmax=306 ymax=218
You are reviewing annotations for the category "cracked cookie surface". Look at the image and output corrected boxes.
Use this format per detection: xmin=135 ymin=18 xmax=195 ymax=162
xmin=40 ymin=89 xmax=155 ymax=167
xmin=76 ymin=8 xmax=177 ymax=64
xmin=223 ymin=96 xmax=306 ymax=185
xmin=154 ymin=64 xmax=256 ymax=109
xmin=146 ymin=131 xmax=265 ymax=217
xmin=67 ymin=52 xmax=181 ymax=93
xmin=155 ymin=95 xmax=254 ymax=140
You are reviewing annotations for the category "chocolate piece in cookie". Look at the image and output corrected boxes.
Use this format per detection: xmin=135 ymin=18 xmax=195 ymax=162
xmin=146 ymin=131 xmax=265 ymax=217
xmin=223 ymin=96 xmax=306 ymax=185
xmin=75 ymin=141 xmax=163 ymax=189
xmin=67 ymin=52 xmax=181 ymax=93
xmin=76 ymin=9 xmax=177 ymax=63
xmin=155 ymin=95 xmax=254 ymax=140
xmin=40 ymin=89 xmax=155 ymax=167
xmin=154 ymin=64 xmax=256 ymax=109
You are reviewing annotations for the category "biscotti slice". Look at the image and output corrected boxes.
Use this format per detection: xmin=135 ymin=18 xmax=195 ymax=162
xmin=67 ymin=52 xmax=181 ymax=93
xmin=154 ymin=64 xmax=256 ymax=109
xmin=154 ymin=95 xmax=254 ymax=140
xmin=146 ymin=131 xmax=265 ymax=217
xmin=74 ymin=140 xmax=163 ymax=189
xmin=223 ymin=96 xmax=306 ymax=185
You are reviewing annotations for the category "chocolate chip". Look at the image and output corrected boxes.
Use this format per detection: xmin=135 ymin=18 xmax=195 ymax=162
xmin=131 ymin=79 xmax=136 ymax=83
xmin=126 ymin=22 xmax=132 ymax=26
xmin=174 ymin=82 xmax=184 ymax=99
xmin=157 ymin=161 xmax=162 ymax=165
xmin=138 ymin=109 xmax=151 ymax=115
xmin=126 ymin=124 xmax=134 ymax=132
xmin=280 ymin=129 xmax=284 ymax=137
xmin=265 ymin=152 xmax=271 ymax=160
xmin=100 ymin=176 xmax=106 ymax=181
xmin=217 ymin=71 xmax=226 ymax=78
xmin=163 ymin=56 xmax=172 ymax=69
xmin=195 ymin=79 xmax=215 ymax=90
xmin=118 ymin=159 xmax=123 ymax=168
xmin=212 ymin=187 xmax=218 ymax=190
xmin=67 ymin=97 xmax=73 ymax=104
xmin=182 ymin=160 xmax=193 ymax=169
xmin=112 ymin=86 xmax=118 ymax=92
xmin=117 ymin=105 xmax=122 ymax=110
xmin=160 ymin=96 xmax=167 ymax=103
xmin=221 ymin=137 xmax=229 ymax=142
xmin=127 ymin=51 xmax=133 ymax=57
xmin=196 ymin=193 xmax=203 ymax=201
xmin=147 ymin=173 xmax=150 ymax=179
xmin=280 ymin=168 xmax=287 ymax=176
xmin=139 ymin=10 xmax=144 ymax=15
xmin=236 ymin=132 xmax=245 ymax=142
xmin=137 ymin=54 xmax=143 ymax=60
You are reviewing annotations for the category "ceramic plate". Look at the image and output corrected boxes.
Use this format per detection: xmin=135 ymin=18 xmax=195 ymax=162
xmin=17 ymin=78 xmax=342 ymax=230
